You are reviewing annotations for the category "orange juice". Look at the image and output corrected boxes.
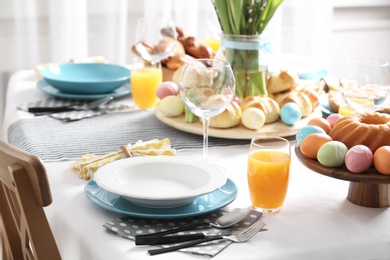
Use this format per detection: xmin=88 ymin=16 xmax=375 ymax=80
xmin=248 ymin=150 xmax=290 ymax=211
xmin=338 ymin=104 xmax=355 ymax=116
xmin=131 ymin=67 xmax=162 ymax=109
xmin=203 ymin=38 xmax=221 ymax=52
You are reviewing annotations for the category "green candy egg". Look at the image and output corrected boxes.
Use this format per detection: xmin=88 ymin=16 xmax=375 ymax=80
xmin=317 ymin=141 xmax=348 ymax=167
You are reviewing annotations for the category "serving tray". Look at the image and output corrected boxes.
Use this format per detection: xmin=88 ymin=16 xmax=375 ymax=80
xmin=155 ymin=107 xmax=323 ymax=139
xmin=295 ymin=145 xmax=390 ymax=208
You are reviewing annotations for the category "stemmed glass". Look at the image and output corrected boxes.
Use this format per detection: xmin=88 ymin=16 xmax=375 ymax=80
xmin=179 ymin=59 xmax=235 ymax=161
xmin=131 ymin=17 xmax=177 ymax=110
xmin=339 ymin=57 xmax=390 ymax=112
xmin=134 ymin=17 xmax=177 ymax=64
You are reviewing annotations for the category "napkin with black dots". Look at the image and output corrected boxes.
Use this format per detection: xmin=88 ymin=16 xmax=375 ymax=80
xmin=18 ymin=98 xmax=131 ymax=121
xmin=103 ymin=208 xmax=263 ymax=257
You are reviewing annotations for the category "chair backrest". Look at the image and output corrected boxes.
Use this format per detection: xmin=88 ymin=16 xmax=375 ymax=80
xmin=0 ymin=140 xmax=61 ymax=260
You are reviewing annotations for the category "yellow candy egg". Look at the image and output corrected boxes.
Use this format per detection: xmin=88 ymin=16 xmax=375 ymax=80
xmin=241 ymin=108 xmax=266 ymax=130
xmin=157 ymin=95 xmax=185 ymax=117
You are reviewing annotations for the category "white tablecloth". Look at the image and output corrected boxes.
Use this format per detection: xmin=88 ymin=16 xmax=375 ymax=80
xmin=2 ymin=70 xmax=390 ymax=260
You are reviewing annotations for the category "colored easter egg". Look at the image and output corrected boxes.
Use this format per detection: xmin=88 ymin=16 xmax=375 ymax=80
xmin=157 ymin=95 xmax=184 ymax=117
xmin=307 ymin=117 xmax=332 ymax=134
xmin=317 ymin=141 xmax=348 ymax=167
xmin=280 ymin=102 xmax=302 ymax=125
xmin=156 ymin=81 xmax=179 ymax=99
xmin=326 ymin=113 xmax=343 ymax=128
xmin=345 ymin=145 xmax=373 ymax=173
xmin=241 ymin=107 xmax=266 ymax=130
xmin=300 ymin=133 xmax=333 ymax=159
xmin=296 ymin=125 xmax=326 ymax=144
xmin=373 ymin=146 xmax=390 ymax=175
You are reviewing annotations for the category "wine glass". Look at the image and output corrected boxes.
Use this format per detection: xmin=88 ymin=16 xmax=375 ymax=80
xmin=339 ymin=57 xmax=390 ymax=113
xmin=179 ymin=59 xmax=235 ymax=161
xmin=134 ymin=17 xmax=177 ymax=64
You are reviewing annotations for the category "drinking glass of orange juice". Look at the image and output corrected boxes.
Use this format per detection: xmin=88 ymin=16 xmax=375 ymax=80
xmin=247 ymin=136 xmax=291 ymax=213
xmin=131 ymin=57 xmax=162 ymax=109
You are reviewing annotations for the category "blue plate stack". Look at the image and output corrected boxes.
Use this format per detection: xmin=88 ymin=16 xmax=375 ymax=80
xmin=38 ymin=63 xmax=131 ymax=100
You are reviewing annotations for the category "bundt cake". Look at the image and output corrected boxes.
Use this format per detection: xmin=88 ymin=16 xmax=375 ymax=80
xmin=329 ymin=112 xmax=390 ymax=153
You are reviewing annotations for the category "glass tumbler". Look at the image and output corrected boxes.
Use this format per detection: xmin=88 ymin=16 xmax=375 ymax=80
xmin=130 ymin=57 xmax=163 ymax=109
xmin=247 ymin=136 xmax=291 ymax=213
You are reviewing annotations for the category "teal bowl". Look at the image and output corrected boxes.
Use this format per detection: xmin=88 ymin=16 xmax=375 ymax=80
xmin=40 ymin=63 xmax=130 ymax=94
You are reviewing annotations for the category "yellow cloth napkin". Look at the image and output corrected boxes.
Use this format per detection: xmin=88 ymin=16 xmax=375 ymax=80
xmin=72 ymin=138 xmax=176 ymax=180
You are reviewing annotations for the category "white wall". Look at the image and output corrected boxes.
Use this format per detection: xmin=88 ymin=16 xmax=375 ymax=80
xmin=280 ymin=0 xmax=390 ymax=76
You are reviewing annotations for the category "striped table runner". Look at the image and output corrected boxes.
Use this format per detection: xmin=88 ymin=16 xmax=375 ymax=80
xmin=8 ymin=110 xmax=250 ymax=161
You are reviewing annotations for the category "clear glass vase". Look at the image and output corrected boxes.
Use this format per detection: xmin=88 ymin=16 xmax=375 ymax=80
xmin=216 ymin=34 xmax=271 ymax=99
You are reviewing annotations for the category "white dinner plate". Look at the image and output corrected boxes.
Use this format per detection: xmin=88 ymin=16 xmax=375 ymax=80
xmin=84 ymin=178 xmax=237 ymax=219
xmin=37 ymin=80 xmax=131 ymax=100
xmin=93 ymin=157 xmax=227 ymax=208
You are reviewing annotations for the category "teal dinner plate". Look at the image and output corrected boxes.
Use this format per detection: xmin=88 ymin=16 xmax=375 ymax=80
xmin=84 ymin=178 xmax=238 ymax=219
xmin=37 ymin=80 xmax=131 ymax=100
xmin=40 ymin=63 xmax=130 ymax=94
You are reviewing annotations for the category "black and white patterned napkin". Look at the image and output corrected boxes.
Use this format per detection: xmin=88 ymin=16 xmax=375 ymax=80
xmin=103 ymin=208 xmax=263 ymax=257
xmin=18 ymin=98 xmax=131 ymax=121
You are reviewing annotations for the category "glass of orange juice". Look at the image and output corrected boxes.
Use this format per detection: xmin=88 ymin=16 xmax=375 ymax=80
xmin=131 ymin=57 xmax=162 ymax=109
xmin=247 ymin=136 xmax=291 ymax=213
xmin=203 ymin=37 xmax=221 ymax=52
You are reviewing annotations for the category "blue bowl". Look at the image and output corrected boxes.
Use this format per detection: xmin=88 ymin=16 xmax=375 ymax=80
xmin=40 ymin=63 xmax=130 ymax=94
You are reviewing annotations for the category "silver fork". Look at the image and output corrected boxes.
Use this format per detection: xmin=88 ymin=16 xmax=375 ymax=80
xmin=148 ymin=220 xmax=266 ymax=256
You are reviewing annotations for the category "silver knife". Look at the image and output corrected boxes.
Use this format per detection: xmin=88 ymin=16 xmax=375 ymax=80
xmin=27 ymin=96 xmax=113 ymax=114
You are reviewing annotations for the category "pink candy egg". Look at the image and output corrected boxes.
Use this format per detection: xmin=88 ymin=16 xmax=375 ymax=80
xmin=326 ymin=113 xmax=343 ymax=128
xmin=345 ymin=145 xmax=373 ymax=173
xmin=156 ymin=81 xmax=179 ymax=99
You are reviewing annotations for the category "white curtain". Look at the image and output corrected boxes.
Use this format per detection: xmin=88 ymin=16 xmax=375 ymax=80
xmin=2 ymin=0 xmax=220 ymax=72
xmin=5 ymin=0 xmax=343 ymax=77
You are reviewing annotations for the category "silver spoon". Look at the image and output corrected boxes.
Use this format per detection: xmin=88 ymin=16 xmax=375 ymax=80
xmin=135 ymin=207 xmax=251 ymax=245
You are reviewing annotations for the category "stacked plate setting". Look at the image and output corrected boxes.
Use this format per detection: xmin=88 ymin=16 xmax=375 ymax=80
xmin=39 ymin=63 xmax=131 ymax=99
xmin=93 ymin=156 xmax=228 ymax=209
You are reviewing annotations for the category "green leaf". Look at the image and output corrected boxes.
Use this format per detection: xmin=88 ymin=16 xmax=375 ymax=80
xmin=212 ymin=0 xmax=284 ymax=35
xmin=212 ymin=0 xmax=233 ymax=34
xmin=257 ymin=0 xmax=284 ymax=34
xmin=227 ymin=0 xmax=243 ymax=34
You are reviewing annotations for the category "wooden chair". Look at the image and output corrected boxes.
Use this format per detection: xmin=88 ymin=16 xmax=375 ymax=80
xmin=0 ymin=140 xmax=61 ymax=260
